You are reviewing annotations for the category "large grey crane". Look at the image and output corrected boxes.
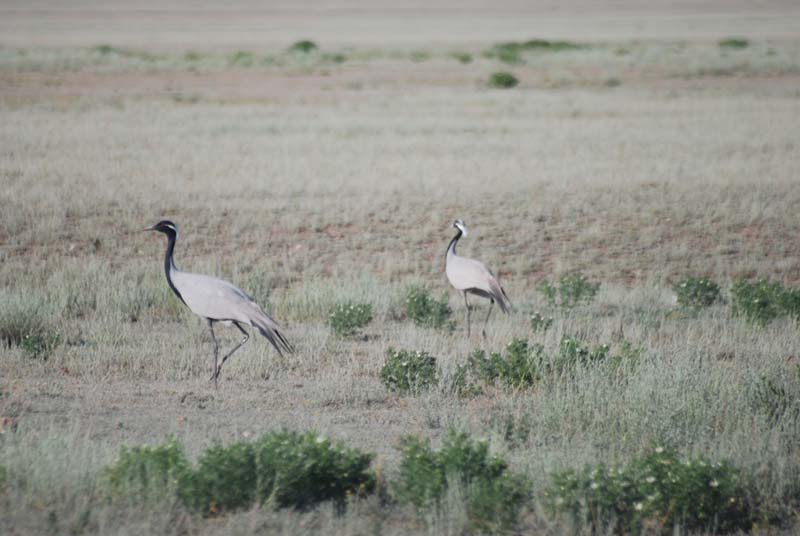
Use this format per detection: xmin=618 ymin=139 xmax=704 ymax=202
xmin=445 ymin=219 xmax=510 ymax=337
xmin=145 ymin=220 xmax=293 ymax=386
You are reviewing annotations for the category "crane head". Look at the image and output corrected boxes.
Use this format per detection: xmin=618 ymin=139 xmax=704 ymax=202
xmin=453 ymin=219 xmax=468 ymax=237
xmin=145 ymin=220 xmax=179 ymax=237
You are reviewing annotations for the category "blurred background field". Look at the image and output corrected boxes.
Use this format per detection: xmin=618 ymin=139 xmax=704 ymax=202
xmin=1 ymin=1 xmax=800 ymax=534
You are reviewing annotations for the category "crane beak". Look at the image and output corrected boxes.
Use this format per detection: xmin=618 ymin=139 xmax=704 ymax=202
xmin=142 ymin=225 xmax=156 ymax=232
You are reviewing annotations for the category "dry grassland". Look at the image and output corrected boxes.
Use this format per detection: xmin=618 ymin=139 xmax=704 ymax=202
xmin=1 ymin=2 xmax=800 ymax=534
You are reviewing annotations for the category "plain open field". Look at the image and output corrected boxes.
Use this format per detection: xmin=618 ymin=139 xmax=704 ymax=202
xmin=2 ymin=1 xmax=800 ymax=534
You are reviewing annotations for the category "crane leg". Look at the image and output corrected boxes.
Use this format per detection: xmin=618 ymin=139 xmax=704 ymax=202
xmin=207 ymin=319 xmax=220 ymax=388
xmin=463 ymin=291 xmax=471 ymax=337
xmin=482 ymin=300 xmax=494 ymax=339
xmin=210 ymin=322 xmax=250 ymax=384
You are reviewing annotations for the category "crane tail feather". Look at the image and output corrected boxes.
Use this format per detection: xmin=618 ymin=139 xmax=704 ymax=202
xmin=250 ymin=307 xmax=295 ymax=355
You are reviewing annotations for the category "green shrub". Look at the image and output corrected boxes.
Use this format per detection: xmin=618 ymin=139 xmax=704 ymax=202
xmin=554 ymin=336 xmax=609 ymax=371
xmin=538 ymin=273 xmax=600 ymax=309
xmin=484 ymin=39 xmax=585 ymax=63
xmin=546 ymin=447 xmax=750 ymax=534
xmin=488 ymin=71 xmax=518 ymax=88
xmin=106 ymin=440 xmax=190 ymax=502
xmin=178 ymin=442 xmax=257 ymax=515
xmin=0 ymin=464 xmax=7 ymax=488
xmin=322 ymin=53 xmax=346 ymax=63
xmin=451 ymin=51 xmax=472 ymax=64
xmin=404 ymin=286 xmax=452 ymax=329
xmin=456 ymin=336 xmax=639 ymax=394
xmin=674 ymin=276 xmax=721 ymax=308
xmin=719 ymin=38 xmax=749 ymax=49
xmin=228 ymin=50 xmax=254 ymax=66
xmin=394 ymin=430 xmax=530 ymax=532
xmin=731 ymin=278 xmax=800 ymax=324
xmin=108 ymin=432 xmax=375 ymax=514
xmin=467 ymin=339 xmax=545 ymax=389
xmin=380 ymin=348 xmax=438 ymax=394
xmin=289 ymin=40 xmax=318 ymax=53
xmin=530 ymin=311 xmax=554 ymax=332
xmin=252 ymin=430 xmax=375 ymax=511
xmin=328 ymin=301 xmax=373 ymax=337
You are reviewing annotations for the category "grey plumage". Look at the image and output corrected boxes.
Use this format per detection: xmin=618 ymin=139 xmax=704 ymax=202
xmin=146 ymin=220 xmax=293 ymax=386
xmin=445 ymin=219 xmax=510 ymax=337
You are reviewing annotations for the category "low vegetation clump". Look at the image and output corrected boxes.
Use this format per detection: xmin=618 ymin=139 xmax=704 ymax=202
xmin=106 ymin=431 xmax=375 ymax=515
xmin=719 ymin=38 xmax=750 ymax=49
xmin=465 ymin=339 xmax=545 ymax=390
xmin=228 ymin=50 xmax=255 ymax=67
xmin=328 ymin=301 xmax=373 ymax=337
xmin=488 ymin=71 xmax=518 ymax=89
xmin=380 ymin=348 xmax=438 ymax=394
xmin=538 ymin=272 xmax=600 ymax=309
xmin=393 ymin=430 xmax=530 ymax=532
xmin=106 ymin=440 xmax=190 ymax=502
xmin=450 ymin=51 xmax=473 ymax=64
xmin=529 ymin=311 xmax=554 ymax=332
xmin=289 ymin=40 xmax=318 ymax=53
xmin=0 ymin=300 xmax=61 ymax=360
xmin=555 ymin=336 xmax=610 ymax=371
xmin=673 ymin=276 xmax=721 ymax=308
xmin=546 ymin=447 xmax=751 ymax=534
xmin=731 ymin=278 xmax=800 ymax=324
xmin=404 ymin=285 xmax=452 ymax=329
xmin=484 ymin=39 xmax=585 ymax=63
xmin=455 ymin=336 xmax=641 ymax=394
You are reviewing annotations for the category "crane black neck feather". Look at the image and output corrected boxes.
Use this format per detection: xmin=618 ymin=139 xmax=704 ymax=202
xmin=446 ymin=228 xmax=462 ymax=257
xmin=162 ymin=229 xmax=186 ymax=305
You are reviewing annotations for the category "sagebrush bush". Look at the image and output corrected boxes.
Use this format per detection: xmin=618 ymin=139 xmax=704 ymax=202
xmin=538 ymin=273 xmax=600 ymax=309
xmin=673 ymin=276 xmax=721 ymax=308
xmin=454 ymin=337 xmax=640 ymax=394
xmin=546 ymin=447 xmax=751 ymax=534
xmin=719 ymin=37 xmax=749 ymax=49
xmin=394 ymin=430 xmax=530 ymax=532
xmin=555 ymin=336 xmax=609 ymax=371
xmin=228 ymin=50 xmax=254 ymax=67
xmin=108 ymin=431 xmax=375 ymax=514
xmin=105 ymin=440 xmax=190 ymax=502
xmin=404 ymin=286 xmax=452 ymax=329
xmin=380 ymin=348 xmax=438 ymax=394
xmin=488 ymin=71 xmax=518 ymax=88
xmin=484 ymin=39 xmax=584 ymax=63
xmin=328 ymin=301 xmax=372 ymax=337
xmin=178 ymin=442 xmax=257 ymax=514
xmin=731 ymin=278 xmax=800 ymax=324
xmin=289 ymin=40 xmax=318 ymax=53
xmin=466 ymin=339 xmax=544 ymax=389
xmin=530 ymin=311 xmax=554 ymax=332
xmin=253 ymin=430 xmax=375 ymax=511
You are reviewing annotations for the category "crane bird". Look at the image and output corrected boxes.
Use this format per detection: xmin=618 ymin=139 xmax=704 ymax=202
xmin=445 ymin=219 xmax=510 ymax=337
xmin=145 ymin=220 xmax=293 ymax=386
